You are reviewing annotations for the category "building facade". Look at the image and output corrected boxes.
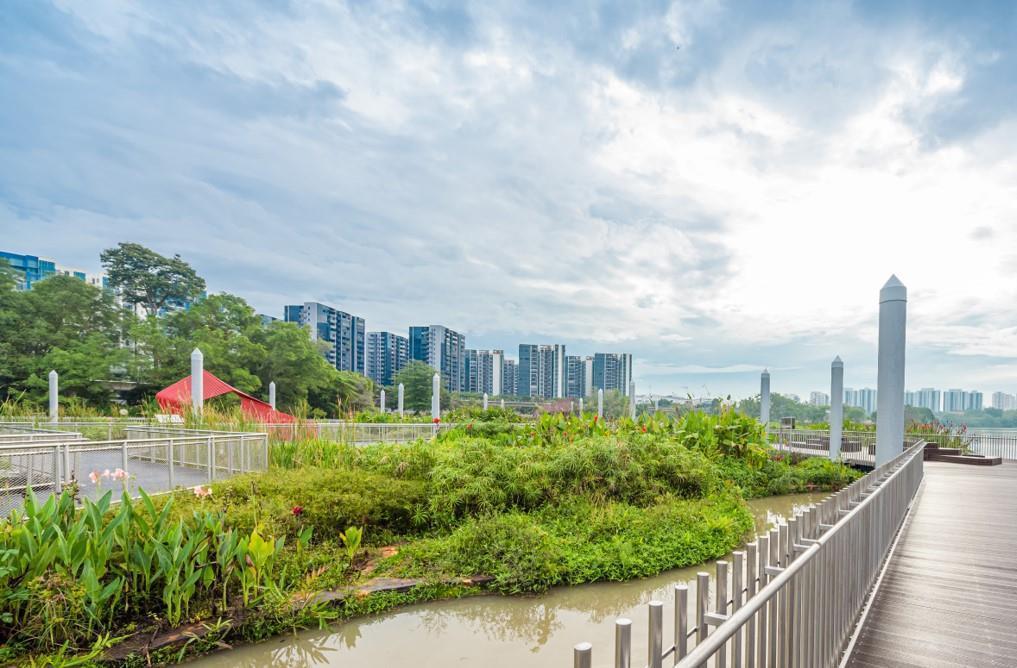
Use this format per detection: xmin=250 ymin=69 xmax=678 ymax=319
xmin=366 ymin=331 xmax=409 ymax=386
xmin=501 ymin=358 xmax=518 ymax=396
xmin=856 ymin=388 xmax=877 ymax=416
xmin=464 ymin=349 xmax=503 ymax=395
xmin=565 ymin=355 xmax=588 ymax=399
xmin=409 ymin=325 xmax=466 ymax=392
xmin=943 ymin=389 xmax=966 ymax=413
xmin=992 ymin=392 xmax=1017 ymax=411
xmin=916 ymin=388 xmax=941 ymax=412
xmin=592 ymin=352 xmax=633 ymax=396
xmin=809 ymin=391 xmax=830 ymax=406
xmin=284 ymin=302 xmax=366 ymax=374
xmin=518 ymin=344 xmax=566 ymax=399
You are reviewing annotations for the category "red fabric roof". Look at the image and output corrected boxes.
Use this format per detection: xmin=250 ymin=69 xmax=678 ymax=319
xmin=155 ymin=370 xmax=294 ymax=423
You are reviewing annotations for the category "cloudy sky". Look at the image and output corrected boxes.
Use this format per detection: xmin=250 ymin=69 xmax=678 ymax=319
xmin=3 ymin=1 xmax=1017 ymax=400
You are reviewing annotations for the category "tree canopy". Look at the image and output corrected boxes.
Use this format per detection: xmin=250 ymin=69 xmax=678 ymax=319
xmin=101 ymin=242 xmax=206 ymax=317
xmin=391 ymin=361 xmax=447 ymax=413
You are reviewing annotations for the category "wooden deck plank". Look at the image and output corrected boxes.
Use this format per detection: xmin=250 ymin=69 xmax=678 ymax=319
xmin=846 ymin=461 xmax=1017 ymax=667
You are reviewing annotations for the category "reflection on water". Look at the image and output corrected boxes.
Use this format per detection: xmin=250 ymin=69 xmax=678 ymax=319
xmin=191 ymin=493 xmax=823 ymax=667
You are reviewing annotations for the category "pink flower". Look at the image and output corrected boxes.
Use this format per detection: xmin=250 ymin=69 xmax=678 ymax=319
xmin=112 ymin=468 xmax=127 ymax=481
xmin=292 ymin=505 xmax=304 ymax=516
xmin=102 ymin=469 xmax=111 ymax=479
xmin=193 ymin=485 xmax=212 ymax=498
xmin=89 ymin=470 xmax=101 ymax=484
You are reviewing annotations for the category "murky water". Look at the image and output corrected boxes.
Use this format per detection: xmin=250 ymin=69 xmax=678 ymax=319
xmin=191 ymin=493 xmax=823 ymax=667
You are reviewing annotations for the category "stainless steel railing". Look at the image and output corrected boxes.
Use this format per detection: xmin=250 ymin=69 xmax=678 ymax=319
xmin=570 ymin=440 xmax=926 ymax=668
xmin=0 ymin=428 xmax=268 ymax=515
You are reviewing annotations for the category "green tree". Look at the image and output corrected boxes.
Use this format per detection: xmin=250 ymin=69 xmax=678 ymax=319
xmin=737 ymin=393 xmax=828 ymax=425
xmin=101 ymin=242 xmax=206 ymax=317
xmin=392 ymin=361 xmax=446 ymax=413
xmin=0 ymin=276 xmax=129 ymax=406
xmin=255 ymin=321 xmax=336 ymax=410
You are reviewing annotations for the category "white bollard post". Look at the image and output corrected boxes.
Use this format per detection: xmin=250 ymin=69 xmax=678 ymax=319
xmin=483 ymin=392 xmax=488 ymax=411
xmin=629 ymin=381 xmax=636 ymax=419
xmin=191 ymin=348 xmax=204 ymax=416
xmin=269 ymin=381 xmax=276 ymax=411
xmin=830 ymin=357 xmax=844 ymax=460
xmin=380 ymin=389 xmax=386 ymax=414
xmin=398 ymin=383 xmax=405 ymax=417
xmin=500 ymin=398 xmax=505 ymax=409
xmin=598 ymin=388 xmax=604 ymax=419
xmin=48 ymin=370 xmax=58 ymax=423
xmin=760 ymin=369 xmax=770 ymax=430
xmin=431 ymin=373 xmax=441 ymax=421
xmin=579 ymin=397 xmax=584 ymax=414
xmin=876 ymin=275 xmax=907 ymax=466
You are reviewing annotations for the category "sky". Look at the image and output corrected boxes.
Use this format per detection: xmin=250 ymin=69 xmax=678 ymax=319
xmin=2 ymin=1 xmax=1017 ymax=401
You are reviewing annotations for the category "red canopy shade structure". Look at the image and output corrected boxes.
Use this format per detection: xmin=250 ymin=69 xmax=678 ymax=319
xmin=156 ymin=370 xmax=294 ymax=423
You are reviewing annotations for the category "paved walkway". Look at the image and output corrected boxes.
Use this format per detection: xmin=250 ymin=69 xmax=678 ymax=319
xmin=847 ymin=461 xmax=1017 ymax=667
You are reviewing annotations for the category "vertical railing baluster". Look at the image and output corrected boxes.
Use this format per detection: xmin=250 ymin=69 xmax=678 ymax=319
xmin=675 ymin=583 xmax=688 ymax=664
xmin=696 ymin=572 xmax=709 ymax=668
xmin=732 ymin=551 xmax=743 ymax=667
xmin=757 ymin=535 xmax=768 ymax=667
xmin=615 ymin=618 xmax=631 ymax=668
xmin=649 ymin=601 xmax=663 ymax=668
xmin=715 ymin=560 xmax=728 ymax=668
xmin=746 ymin=541 xmax=758 ymax=668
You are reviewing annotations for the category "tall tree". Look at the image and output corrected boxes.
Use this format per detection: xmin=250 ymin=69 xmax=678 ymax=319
xmin=391 ymin=361 xmax=446 ymax=412
xmin=101 ymin=242 xmax=206 ymax=317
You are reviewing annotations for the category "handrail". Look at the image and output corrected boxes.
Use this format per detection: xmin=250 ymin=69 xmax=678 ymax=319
xmin=570 ymin=440 xmax=926 ymax=668
xmin=678 ymin=440 xmax=924 ymax=665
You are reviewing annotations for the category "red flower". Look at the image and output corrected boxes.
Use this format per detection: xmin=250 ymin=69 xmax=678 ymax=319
xmin=292 ymin=506 xmax=304 ymax=516
xmin=432 ymin=417 xmax=441 ymax=424
xmin=593 ymin=416 xmax=598 ymax=423
xmin=641 ymin=425 xmax=647 ymax=433
xmin=467 ymin=423 xmax=473 ymax=430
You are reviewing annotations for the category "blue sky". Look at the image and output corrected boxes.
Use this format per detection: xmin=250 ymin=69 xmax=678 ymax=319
xmin=3 ymin=1 xmax=1017 ymax=400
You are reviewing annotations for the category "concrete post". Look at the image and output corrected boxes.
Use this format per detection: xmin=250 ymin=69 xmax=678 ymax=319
xmin=48 ymin=370 xmax=58 ymax=423
xmin=483 ymin=393 xmax=488 ymax=411
xmin=269 ymin=381 xmax=276 ymax=411
xmin=380 ymin=389 xmax=386 ymax=414
xmin=500 ymin=398 xmax=505 ymax=409
xmin=570 ymin=400 xmax=575 ymax=414
xmin=876 ymin=275 xmax=907 ymax=466
xmin=760 ymin=369 xmax=770 ymax=429
xmin=431 ymin=373 xmax=440 ymax=421
xmin=597 ymin=388 xmax=604 ymax=419
xmin=579 ymin=397 xmax=584 ymax=414
xmin=191 ymin=348 xmax=204 ymax=415
xmin=397 ymin=383 xmax=405 ymax=417
xmin=629 ymin=381 xmax=636 ymax=419
xmin=830 ymin=357 xmax=844 ymax=460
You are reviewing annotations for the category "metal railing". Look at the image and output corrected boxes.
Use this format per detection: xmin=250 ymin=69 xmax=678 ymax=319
xmin=0 ymin=427 xmax=268 ymax=515
xmin=963 ymin=428 xmax=1017 ymax=460
xmin=571 ymin=440 xmax=926 ymax=668
xmin=259 ymin=421 xmax=461 ymax=443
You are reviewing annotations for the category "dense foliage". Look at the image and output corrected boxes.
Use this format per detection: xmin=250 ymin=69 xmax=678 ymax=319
xmin=0 ymin=403 xmax=862 ymax=664
xmin=0 ymin=246 xmax=373 ymax=416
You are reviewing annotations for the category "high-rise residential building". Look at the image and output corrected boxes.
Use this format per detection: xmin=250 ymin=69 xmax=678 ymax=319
xmin=565 ymin=355 xmax=588 ymax=399
xmin=583 ymin=356 xmax=594 ymax=397
xmin=916 ymin=388 xmax=941 ymax=412
xmin=464 ymin=349 xmax=503 ymax=395
xmin=1 ymin=250 xmax=108 ymax=291
xmin=366 ymin=332 xmax=409 ymax=386
xmin=409 ymin=325 xmax=466 ymax=392
xmin=857 ymin=388 xmax=877 ymax=416
xmin=285 ymin=302 xmax=366 ymax=374
xmin=809 ymin=391 xmax=830 ymax=406
xmin=592 ymin=352 xmax=633 ymax=396
xmin=992 ymin=392 xmax=1017 ymax=411
xmin=943 ymin=389 xmax=966 ymax=413
xmin=501 ymin=358 xmax=518 ymax=396
xmin=843 ymin=388 xmax=859 ymax=408
xmin=518 ymin=344 xmax=566 ymax=399
xmin=904 ymin=390 xmax=916 ymax=407
xmin=965 ymin=391 xmax=983 ymax=412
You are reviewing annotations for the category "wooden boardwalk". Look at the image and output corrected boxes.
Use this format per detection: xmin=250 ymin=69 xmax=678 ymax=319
xmin=847 ymin=461 xmax=1017 ymax=667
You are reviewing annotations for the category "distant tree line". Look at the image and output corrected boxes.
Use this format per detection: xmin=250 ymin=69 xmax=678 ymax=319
xmin=0 ymin=243 xmax=372 ymax=416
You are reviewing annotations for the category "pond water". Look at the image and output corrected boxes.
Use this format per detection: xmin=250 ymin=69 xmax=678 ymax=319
xmin=191 ymin=492 xmax=824 ymax=667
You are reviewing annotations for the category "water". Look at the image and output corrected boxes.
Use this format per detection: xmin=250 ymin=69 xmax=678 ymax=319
xmin=191 ymin=493 xmax=823 ymax=667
